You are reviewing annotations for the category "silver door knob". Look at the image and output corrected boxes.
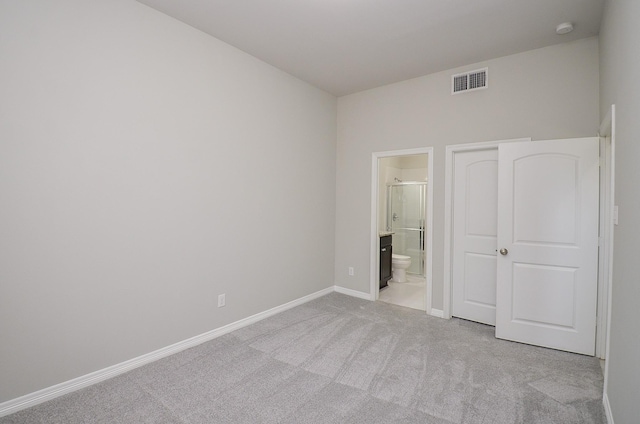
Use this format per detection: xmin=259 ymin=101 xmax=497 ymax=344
xmin=499 ymin=248 xmax=508 ymax=255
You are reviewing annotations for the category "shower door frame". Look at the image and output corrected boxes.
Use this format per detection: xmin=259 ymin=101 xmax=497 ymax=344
xmin=370 ymin=147 xmax=434 ymax=315
xmin=386 ymin=181 xmax=428 ymax=276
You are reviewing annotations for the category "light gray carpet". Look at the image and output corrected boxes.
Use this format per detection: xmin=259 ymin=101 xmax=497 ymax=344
xmin=1 ymin=293 xmax=606 ymax=423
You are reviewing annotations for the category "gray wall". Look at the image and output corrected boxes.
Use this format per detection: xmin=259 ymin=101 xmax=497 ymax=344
xmin=599 ymin=0 xmax=640 ymax=422
xmin=0 ymin=0 xmax=336 ymax=402
xmin=335 ymin=37 xmax=600 ymax=310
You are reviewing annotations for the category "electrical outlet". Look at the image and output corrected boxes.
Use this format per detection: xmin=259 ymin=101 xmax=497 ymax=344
xmin=218 ymin=294 xmax=226 ymax=307
xmin=348 ymin=267 xmax=354 ymax=276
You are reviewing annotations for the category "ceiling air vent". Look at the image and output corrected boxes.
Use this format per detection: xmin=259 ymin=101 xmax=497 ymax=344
xmin=452 ymin=68 xmax=488 ymax=94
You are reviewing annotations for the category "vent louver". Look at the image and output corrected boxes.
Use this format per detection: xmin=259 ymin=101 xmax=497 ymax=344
xmin=452 ymin=68 xmax=488 ymax=94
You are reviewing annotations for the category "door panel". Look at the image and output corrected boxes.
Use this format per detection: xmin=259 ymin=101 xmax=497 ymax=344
xmin=496 ymin=138 xmax=599 ymax=355
xmin=512 ymin=263 xmax=577 ymax=327
xmin=513 ymin=155 xmax=578 ymax=244
xmin=452 ymin=149 xmax=498 ymax=325
xmin=464 ymin=253 xmax=497 ymax=306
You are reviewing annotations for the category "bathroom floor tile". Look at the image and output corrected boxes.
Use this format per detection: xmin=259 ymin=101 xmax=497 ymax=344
xmin=378 ymin=275 xmax=425 ymax=311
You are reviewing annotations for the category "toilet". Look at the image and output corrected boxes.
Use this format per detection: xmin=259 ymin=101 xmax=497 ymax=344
xmin=391 ymin=254 xmax=411 ymax=283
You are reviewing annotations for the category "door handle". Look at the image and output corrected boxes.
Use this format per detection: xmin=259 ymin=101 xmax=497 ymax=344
xmin=381 ymin=248 xmax=387 ymax=252
xmin=499 ymin=248 xmax=508 ymax=255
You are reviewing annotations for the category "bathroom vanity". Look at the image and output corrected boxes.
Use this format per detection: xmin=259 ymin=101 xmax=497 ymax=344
xmin=379 ymin=234 xmax=392 ymax=289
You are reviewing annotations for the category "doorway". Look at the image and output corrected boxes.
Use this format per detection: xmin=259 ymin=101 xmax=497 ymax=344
xmin=370 ymin=148 xmax=433 ymax=313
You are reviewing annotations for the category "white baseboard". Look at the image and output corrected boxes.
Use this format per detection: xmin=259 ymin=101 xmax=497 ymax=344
xmin=603 ymin=393 xmax=614 ymax=424
xmin=334 ymin=285 xmax=373 ymax=300
xmin=429 ymin=308 xmax=444 ymax=318
xmin=0 ymin=286 xmax=334 ymax=418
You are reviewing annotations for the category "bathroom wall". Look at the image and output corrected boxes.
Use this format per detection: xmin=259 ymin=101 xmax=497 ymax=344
xmin=335 ymin=37 xmax=599 ymax=309
xmin=0 ymin=0 xmax=336 ymax=402
xmin=397 ymin=156 xmax=429 ymax=182
xmin=400 ymin=167 xmax=427 ymax=182
xmin=378 ymin=157 xmax=400 ymax=231
xmin=377 ymin=155 xmax=427 ymax=232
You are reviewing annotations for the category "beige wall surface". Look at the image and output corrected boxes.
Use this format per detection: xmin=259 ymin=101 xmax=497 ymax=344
xmin=599 ymin=0 xmax=640 ymax=422
xmin=0 ymin=0 xmax=337 ymax=402
xmin=335 ymin=37 xmax=600 ymax=310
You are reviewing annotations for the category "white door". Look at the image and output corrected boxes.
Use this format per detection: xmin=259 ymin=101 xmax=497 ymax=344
xmin=495 ymin=138 xmax=599 ymax=355
xmin=451 ymin=149 xmax=498 ymax=325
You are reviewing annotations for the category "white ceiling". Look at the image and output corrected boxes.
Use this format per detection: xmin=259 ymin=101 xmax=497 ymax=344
xmin=136 ymin=0 xmax=604 ymax=96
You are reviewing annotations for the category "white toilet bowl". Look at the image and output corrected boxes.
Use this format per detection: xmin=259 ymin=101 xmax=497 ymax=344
xmin=392 ymin=254 xmax=411 ymax=283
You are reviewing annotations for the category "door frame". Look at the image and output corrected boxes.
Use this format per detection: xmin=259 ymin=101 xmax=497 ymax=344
xmin=443 ymin=133 xmax=615 ymax=358
xmin=443 ymin=138 xmax=530 ymax=319
xmin=370 ymin=147 xmax=434 ymax=314
xmin=599 ymin=105 xmax=615 ymax=366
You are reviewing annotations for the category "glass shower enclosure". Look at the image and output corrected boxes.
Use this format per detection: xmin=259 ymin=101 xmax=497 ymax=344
xmin=386 ymin=182 xmax=427 ymax=276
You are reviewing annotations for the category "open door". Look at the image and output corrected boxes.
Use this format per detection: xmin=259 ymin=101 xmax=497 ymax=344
xmin=495 ymin=138 xmax=599 ymax=355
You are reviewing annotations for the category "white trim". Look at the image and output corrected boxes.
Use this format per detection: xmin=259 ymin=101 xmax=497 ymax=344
xmin=596 ymin=135 xmax=606 ymax=357
xmin=371 ymin=147 xmax=434 ymax=315
xmin=597 ymin=104 xmax=615 ymax=360
xmin=596 ymin=133 xmax=612 ymax=359
xmin=334 ymin=285 xmax=371 ymax=300
xmin=370 ymin=154 xmax=379 ymax=302
xmin=603 ymin=392 xmax=614 ymax=424
xmin=602 ymin=105 xmax=616 ymax=410
xmin=443 ymin=138 xmax=531 ymax=320
xmin=429 ymin=308 xmax=444 ymax=318
xmin=0 ymin=286 xmax=334 ymax=418
xmin=425 ymin=153 xmax=434 ymax=315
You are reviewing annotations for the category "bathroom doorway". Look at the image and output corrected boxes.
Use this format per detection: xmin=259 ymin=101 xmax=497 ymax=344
xmin=371 ymin=148 xmax=433 ymax=313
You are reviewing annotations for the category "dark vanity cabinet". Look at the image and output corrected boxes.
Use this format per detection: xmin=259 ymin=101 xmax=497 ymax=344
xmin=380 ymin=235 xmax=392 ymax=289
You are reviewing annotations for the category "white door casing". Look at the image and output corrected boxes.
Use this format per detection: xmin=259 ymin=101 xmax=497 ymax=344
xmin=370 ymin=148 xmax=434 ymax=314
xmin=451 ymin=149 xmax=498 ymax=325
xmin=495 ymin=137 xmax=599 ymax=355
